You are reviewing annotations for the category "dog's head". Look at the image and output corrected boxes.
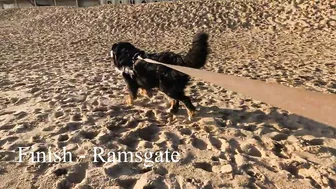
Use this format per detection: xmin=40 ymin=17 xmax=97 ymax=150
xmin=110 ymin=42 xmax=145 ymax=72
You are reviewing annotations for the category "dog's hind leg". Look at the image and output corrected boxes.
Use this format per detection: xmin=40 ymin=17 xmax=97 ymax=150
xmin=170 ymin=93 xmax=196 ymax=121
xmin=179 ymin=96 xmax=196 ymax=121
xmin=167 ymin=99 xmax=179 ymax=114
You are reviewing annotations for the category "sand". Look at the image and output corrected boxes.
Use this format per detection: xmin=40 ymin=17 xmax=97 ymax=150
xmin=0 ymin=0 xmax=336 ymax=188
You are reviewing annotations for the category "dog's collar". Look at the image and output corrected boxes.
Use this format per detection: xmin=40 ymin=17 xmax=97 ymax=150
xmin=132 ymin=52 xmax=141 ymax=61
xmin=132 ymin=51 xmax=147 ymax=62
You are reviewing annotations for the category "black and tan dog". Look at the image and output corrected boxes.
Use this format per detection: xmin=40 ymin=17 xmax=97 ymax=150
xmin=110 ymin=32 xmax=209 ymax=120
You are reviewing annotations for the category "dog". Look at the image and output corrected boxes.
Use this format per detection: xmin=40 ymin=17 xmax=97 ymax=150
xmin=110 ymin=32 xmax=209 ymax=120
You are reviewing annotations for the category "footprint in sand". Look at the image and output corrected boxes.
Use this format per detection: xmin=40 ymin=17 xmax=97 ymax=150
xmin=136 ymin=140 xmax=153 ymax=150
xmin=135 ymin=124 xmax=160 ymax=142
xmin=79 ymin=130 xmax=98 ymax=140
xmin=133 ymin=172 xmax=170 ymax=189
xmin=207 ymin=135 xmax=227 ymax=150
xmin=105 ymin=122 xmax=125 ymax=133
xmin=35 ymin=113 xmax=49 ymax=122
xmin=179 ymin=127 xmax=193 ymax=136
xmin=244 ymin=168 xmax=266 ymax=182
xmin=193 ymin=162 xmax=213 ymax=172
xmin=54 ymin=111 xmax=65 ymax=118
xmin=268 ymin=132 xmax=289 ymax=141
xmin=241 ymin=144 xmax=262 ymax=157
xmin=271 ymin=142 xmax=288 ymax=159
xmin=70 ymin=113 xmax=82 ymax=122
xmin=42 ymin=125 xmax=56 ymax=132
xmin=0 ymin=136 xmax=19 ymax=147
xmin=191 ymin=137 xmax=208 ymax=151
xmin=9 ymin=97 xmax=19 ymax=104
xmin=53 ymin=168 xmax=68 ymax=177
xmin=163 ymin=131 xmax=181 ymax=145
xmin=0 ymin=124 xmax=16 ymax=131
xmin=279 ymin=161 xmax=308 ymax=177
xmin=13 ymin=97 xmax=29 ymax=105
xmin=153 ymin=166 xmax=169 ymax=176
xmin=104 ymin=162 xmax=139 ymax=178
xmin=180 ymin=151 xmax=195 ymax=165
xmin=13 ymin=111 xmax=28 ymax=120
xmin=118 ymin=132 xmax=139 ymax=149
xmin=307 ymin=138 xmax=324 ymax=146
xmin=5 ymin=141 xmax=30 ymax=151
xmin=58 ymin=134 xmax=69 ymax=142
xmin=123 ymin=119 xmax=140 ymax=129
xmin=33 ymin=108 xmax=43 ymax=114
xmin=65 ymin=122 xmax=82 ymax=131
xmin=300 ymin=136 xmax=324 ymax=146
xmin=66 ymin=163 xmax=88 ymax=184
xmin=143 ymin=109 xmax=156 ymax=119
xmin=0 ymin=151 xmax=17 ymax=161
xmin=115 ymin=178 xmax=137 ymax=189
xmin=97 ymin=132 xmax=115 ymax=145
xmin=13 ymin=122 xmax=31 ymax=133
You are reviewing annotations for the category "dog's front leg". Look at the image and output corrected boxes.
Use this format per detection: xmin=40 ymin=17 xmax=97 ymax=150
xmin=123 ymin=74 xmax=139 ymax=105
xmin=126 ymin=83 xmax=138 ymax=105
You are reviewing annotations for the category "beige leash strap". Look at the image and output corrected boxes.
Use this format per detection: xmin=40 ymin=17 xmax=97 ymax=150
xmin=138 ymin=57 xmax=336 ymax=127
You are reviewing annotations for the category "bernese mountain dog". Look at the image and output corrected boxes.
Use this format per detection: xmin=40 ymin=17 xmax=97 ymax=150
xmin=110 ymin=32 xmax=209 ymax=120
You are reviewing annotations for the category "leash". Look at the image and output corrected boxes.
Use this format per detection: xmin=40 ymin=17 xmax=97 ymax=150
xmin=136 ymin=56 xmax=336 ymax=127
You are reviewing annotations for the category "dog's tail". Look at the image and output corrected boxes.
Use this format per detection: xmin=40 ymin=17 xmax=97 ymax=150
xmin=184 ymin=32 xmax=209 ymax=69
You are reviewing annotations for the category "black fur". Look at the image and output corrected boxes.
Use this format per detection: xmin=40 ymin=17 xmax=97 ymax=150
xmin=110 ymin=32 xmax=209 ymax=119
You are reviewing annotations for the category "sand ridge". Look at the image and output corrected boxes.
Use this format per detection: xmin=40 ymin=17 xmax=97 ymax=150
xmin=0 ymin=0 xmax=336 ymax=188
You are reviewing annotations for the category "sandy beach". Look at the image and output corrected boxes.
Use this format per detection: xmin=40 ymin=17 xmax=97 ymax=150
xmin=1 ymin=0 xmax=336 ymax=188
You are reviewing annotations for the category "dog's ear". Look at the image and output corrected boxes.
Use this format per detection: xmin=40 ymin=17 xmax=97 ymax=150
xmin=111 ymin=43 xmax=117 ymax=51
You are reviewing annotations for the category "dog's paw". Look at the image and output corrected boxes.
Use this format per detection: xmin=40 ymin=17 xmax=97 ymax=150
xmin=167 ymin=100 xmax=179 ymax=114
xmin=187 ymin=110 xmax=196 ymax=121
xmin=167 ymin=107 xmax=179 ymax=114
xmin=139 ymin=88 xmax=152 ymax=98
xmin=126 ymin=95 xmax=133 ymax=105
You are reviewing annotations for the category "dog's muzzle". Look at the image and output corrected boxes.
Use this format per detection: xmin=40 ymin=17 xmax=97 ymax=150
xmin=110 ymin=50 xmax=114 ymax=58
xmin=111 ymin=51 xmax=135 ymax=78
